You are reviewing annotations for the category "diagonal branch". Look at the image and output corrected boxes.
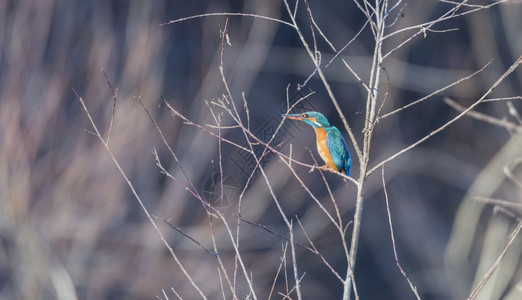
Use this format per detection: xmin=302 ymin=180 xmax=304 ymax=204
xmin=468 ymin=221 xmax=522 ymax=300
xmin=380 ymin=61 xmax=491 ymax=120
xmin=73 ymin=89 xmax=207 ymax=299
xmin=382 ymin=167 xmax=421 ymax=299
xmin=368 ymin=53 xmax=522 ymax=176
xmin=444 ymin=97 xmax=522 ymax=133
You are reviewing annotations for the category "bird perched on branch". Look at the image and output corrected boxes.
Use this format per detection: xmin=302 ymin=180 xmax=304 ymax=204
xmin=284 ymin=111 xmax=351 ymax=178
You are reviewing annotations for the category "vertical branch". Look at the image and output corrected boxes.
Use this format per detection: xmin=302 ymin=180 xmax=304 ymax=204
xmin=206 ymin=106 xmax=240 ymax=300
xmin=215 ymin=19 xmax=259 ymax=300
xmin=343 ymin=2 xmax=384 ymax=299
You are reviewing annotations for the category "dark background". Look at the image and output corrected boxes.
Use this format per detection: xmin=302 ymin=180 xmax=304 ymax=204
xmin=1 ymin=0 xmax=521 ymax=299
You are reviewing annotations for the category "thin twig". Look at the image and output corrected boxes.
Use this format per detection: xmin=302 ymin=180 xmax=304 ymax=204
xmin=207 ymin=208 xmax=240 ymax=300
xmin=279 ymin=155 xmax=341 ymax=231
xmin=152 ymin=215 xmax=219 ymax=257
xmin=383 ymin=1 xmax=509 ymax=59
xmin=507 ymin=102 xmax=522 ymax=125
xmin=494 ymin=206 xmax=522 ymax=221
xmin=300 ymin=52 xmax=321 ymax=88
xmin=153 ymin=152 xmax=245 ymax=298
xmin=308 ymin=150 xmax=344 ymax=229
xmin=504 ymin=158 xmax=522 ymax=188
xmin=295 ymin=217 xmax=344 ymax=281
xmin=324 ymin=16 xmax=372 ymax=95
xmin=216 ymin=49 xmax=303 ymax=298
xmin=281 ymin=268 xmax=306 ymax=299
xmin=141 ymin=99 xmax=240 ymax=298
xmin=217 ymin=268 xmax=226 ymax=300
xmin=216 ymin=19 xmax=258 ymax=299
xmin=474 ymin=197 xmax=522 ymax=209
xmin=380 ymin=61 xmax=491 ymax=120
xmin=375 ymin=64 xmax=391 ymax=123
xmin=468 ymin=221 xmax=522 ymax=300
xmin=73 ymin=89 xmax=207 ymax=299
xmin=171 ymin=287 xmax=182 ymax=300
xmin=483 ymin=96 xmax=522 ymax=103
xmin=382 ymin=167 xmax=421 ymax=299
xmin=238 ymin=217 xmax=315 ymax=254
xmin=101 ymin=69 xmax=117 ymax=145
xmin=160 ymin=12 xmax=294 ymax=27
xmin=444 ymin=97 xmax=522 ymax=133
xmin=268 ymin=243 xmax=289 ymax=300
xmin=304 ymin=0 xmax=318 ymax=57
xmin=207 ymin=105 xmax=241 ymax=299
xmin=384 ymin=1 xmax=405 ymax=28
xmin=138 ymin=99 xmax=206 ymax=204
xmin=438 ymin=0 xmax=492 ymax=8
xmin=162 ymin=98 xmax=252 ymax=153
xmin=369 ymin=53 xmax=522 ymax=176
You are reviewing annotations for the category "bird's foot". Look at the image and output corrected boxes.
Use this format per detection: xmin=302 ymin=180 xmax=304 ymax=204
xmin=320 ymin=165 xmax=328 ymax=171
xmin=320 ymin=165 xmax=335 ymax=173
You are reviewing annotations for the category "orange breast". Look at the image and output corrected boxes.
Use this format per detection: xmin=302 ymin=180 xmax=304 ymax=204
xmin=313 ymin=127 xmax=337 ymax=170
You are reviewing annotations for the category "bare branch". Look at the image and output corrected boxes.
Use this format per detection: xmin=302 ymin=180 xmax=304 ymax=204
xmin=504 ymin=158 xmax=522 ymax=189
xmin=152 ymin=215 xmax=218 ymax=257
xmin=296 ymin=217 xmax=344 ymax=281
xmin=382 ymin=167 xmax=421 ymax=300
xmin=268 ymin=244 xmax=289 ymax=300
xmin=73 ymin=89 xmax=208 ymax=299
xmin=138 ymin=99 xmax=205 ymax=203
xmin=102 ymin=69 xmax=117 ymax=145
xmin=383 ymin=1 xmax=509 ymax=60
xmin=380 ymin=61 xmax=491 ymax=120
xmin=444 ymin=97 xmax=522 ymax=133
xmin=438 ymin=0 xmax=492 ymax=8
xmin=468 ymin=221 xmax=522 ymax=300
xmin=160 ymin=12 xmax=294 ymax=28
xmin=369 ymin=54 xmax=522 ymax=176
xmin=279 ymin=155 xmax=342 ymax=230
xmin=483 ymin=96 xmax=522 ymax=103
xmin=474 ymin=197 xmax=522 ymax=209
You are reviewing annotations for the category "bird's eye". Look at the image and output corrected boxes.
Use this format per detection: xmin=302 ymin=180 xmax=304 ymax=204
xmin=302 ymin=113 xmax=308 ymax=118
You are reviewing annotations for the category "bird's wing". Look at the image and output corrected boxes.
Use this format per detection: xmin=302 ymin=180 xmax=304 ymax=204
xmin=326 ymin=127 xmax=351 ymax=175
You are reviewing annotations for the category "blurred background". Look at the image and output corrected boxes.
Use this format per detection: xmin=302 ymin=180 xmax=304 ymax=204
xmin=1 ymin=0 xmax=521 ymax=299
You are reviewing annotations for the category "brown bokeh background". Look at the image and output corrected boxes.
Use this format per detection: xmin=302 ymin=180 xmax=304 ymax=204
xmin=1 ymin=0 xmax=521 ymax=299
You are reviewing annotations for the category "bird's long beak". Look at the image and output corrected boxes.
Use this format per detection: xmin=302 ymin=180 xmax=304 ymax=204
xmin=283 ymin=113 xmax=305 ymax=121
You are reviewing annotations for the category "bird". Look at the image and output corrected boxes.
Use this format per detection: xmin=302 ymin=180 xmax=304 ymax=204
xmin=283 ymin=111 xmax=351 ymax=178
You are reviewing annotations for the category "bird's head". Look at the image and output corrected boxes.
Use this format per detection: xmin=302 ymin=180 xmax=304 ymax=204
xmin=283 ymin=111 xmax=330 ymax=128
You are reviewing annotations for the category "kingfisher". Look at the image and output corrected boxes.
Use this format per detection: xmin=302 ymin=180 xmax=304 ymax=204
xmin=284 ymin=111 xmax=351 ymax=177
